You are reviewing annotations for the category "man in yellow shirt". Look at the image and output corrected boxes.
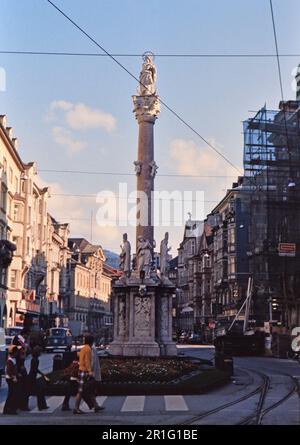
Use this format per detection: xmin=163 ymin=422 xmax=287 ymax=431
xmin=73 ymin=335 xmax=104 ymax=414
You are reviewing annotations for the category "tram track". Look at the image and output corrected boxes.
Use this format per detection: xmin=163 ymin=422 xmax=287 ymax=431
xmin=180 ymin=368 xmax=267 ymax=425
xmin=181 ymin=368 xmax=299 ymax=425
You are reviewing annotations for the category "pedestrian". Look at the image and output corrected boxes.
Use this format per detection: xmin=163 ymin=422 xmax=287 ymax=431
xmin=12 ymin=329 xmax=27 ymax=350
xmin=61 ymin=354 xmax=93 ymax=412
xmin=16 ymin=346 xmax=29 ymax=411
xmin=73 ymin=335 xmax=104 ymax=414
xmin=3 ymin=345 xmax=19 ymax=415
xmin=28 ymin=346 xmax=49 ymax=411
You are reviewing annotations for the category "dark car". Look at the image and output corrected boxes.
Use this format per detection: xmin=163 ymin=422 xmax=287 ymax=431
xmin=45 ymin=328 xmax=73 ymax=353
xmin=187 ymin=333 xmax=202 ymax=344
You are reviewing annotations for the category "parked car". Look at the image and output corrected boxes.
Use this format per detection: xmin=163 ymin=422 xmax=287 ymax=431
xmin=187 ymin=333 xmax=202 ymax=344
xmin=0 ymin=327 xmax=6 ymax=387
xmin=5 ymin=326 xmax=24 ymax=351
xmin=45 ymin=328 xmax=73 ymax=353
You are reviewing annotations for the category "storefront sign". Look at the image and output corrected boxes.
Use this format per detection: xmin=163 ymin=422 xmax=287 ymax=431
xmin=278 ymin=243 xmax=296 ymax=257
xmin=17 ymin=299 xmax=40 ymax=315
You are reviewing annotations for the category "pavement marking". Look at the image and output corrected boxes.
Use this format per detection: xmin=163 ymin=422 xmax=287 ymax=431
xmin=81 ymin=396 xmax=107 ymax=413
xmin=121 ymin=396 xmax=145 ymax=412
xmin=164 ymin=395 xmax=188 ymax=411
xmin=0 ymin=400 xmax=5 ymax=413
xmin=31 ymin=396 xmax=64 ymax=414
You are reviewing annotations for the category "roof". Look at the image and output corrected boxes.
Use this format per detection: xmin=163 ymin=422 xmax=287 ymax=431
xmin=183 ymin=219 xmax=203 ymax=239
xmin=103 ymin=263 xmax=122 ymax=278
xmin=68 ymin=238 xmax=105 ymax=260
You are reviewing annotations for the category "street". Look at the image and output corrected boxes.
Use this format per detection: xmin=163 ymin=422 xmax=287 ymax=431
xmin=0 ymin=346 xmax=299 ymax=425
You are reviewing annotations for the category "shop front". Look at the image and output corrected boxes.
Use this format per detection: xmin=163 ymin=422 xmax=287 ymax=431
xmin=16 ymin=299 xmax=40 ymax=330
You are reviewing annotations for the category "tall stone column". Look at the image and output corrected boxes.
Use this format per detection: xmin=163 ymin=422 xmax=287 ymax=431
xmin=132 ymin=95 xmax=160 ymax=250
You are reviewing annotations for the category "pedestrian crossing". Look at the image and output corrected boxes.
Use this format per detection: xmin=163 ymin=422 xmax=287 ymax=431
xmin=0 ymin=394 xmax=196 ymax=415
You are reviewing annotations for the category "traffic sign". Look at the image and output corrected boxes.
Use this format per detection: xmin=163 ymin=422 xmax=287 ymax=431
xmin=278 ymin=243 xmax=296 ymax=257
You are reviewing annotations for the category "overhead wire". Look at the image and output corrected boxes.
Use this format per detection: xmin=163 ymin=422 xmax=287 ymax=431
xmin=45 ymin=0 xmax=242 ymax=175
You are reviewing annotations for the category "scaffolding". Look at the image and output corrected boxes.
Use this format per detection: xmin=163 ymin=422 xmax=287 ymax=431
xmin=243 ymin=101 xmax=300 ymax=328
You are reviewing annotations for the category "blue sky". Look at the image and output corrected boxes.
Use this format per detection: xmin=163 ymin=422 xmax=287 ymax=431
xmin=0 ymin=0 xmax=299 ymax=254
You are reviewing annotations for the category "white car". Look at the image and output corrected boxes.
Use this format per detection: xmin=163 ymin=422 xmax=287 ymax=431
xmin=0 ymin=327 xmax=6 ymax=387
xmin=0 ymin=327 xmax=5 ymax=352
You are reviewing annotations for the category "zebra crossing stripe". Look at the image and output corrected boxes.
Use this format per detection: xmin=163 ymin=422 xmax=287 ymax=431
xmin=31 ymin=396 xmax=64 ymax=413
xmin=121 ymin=396 xmax=145 ymax=412
xmin=0 ymin=400 xmax=5 ymax=413
xmin=164 ymin=395 xmax=188 ymax=411
xmin=81 ymin=396 xmax=107 ymax=412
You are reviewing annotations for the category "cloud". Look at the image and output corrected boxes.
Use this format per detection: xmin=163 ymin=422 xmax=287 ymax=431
xmin=37 ymin=176 xmax=122 ymax=252
xmin=49 ymin=100 xmax=116 ymax=132
xmin=169 ymin=138 xmax=240 ymax=217
xmin=170 ymin=138 xmax=237 ymax=177
xmin=52 ymin=126 xmax=87 ymax=155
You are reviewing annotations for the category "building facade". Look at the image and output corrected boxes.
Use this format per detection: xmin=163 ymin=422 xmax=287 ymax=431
xmin=0 ymin=114 xmax=71 ymax=329
xmin=176 ymin=217 xmax=203 ymax=333
xmin=66 ymin=238 xmax=114 ymax=340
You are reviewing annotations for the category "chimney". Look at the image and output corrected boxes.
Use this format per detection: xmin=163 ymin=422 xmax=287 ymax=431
xmin=6 ymin=127 xmax=13 ymax=139
xmin=0 ymin=115 xmax=7 ymax=128
xmin=12 ymin=137 xmax=18 ymax=149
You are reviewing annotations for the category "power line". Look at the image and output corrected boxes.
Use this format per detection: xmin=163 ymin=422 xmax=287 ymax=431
xmin=39 ymin=168 xmax=237 ymax=179
xmin=1 ymin=49 xmax=300 ymax=58
xmin=45 ymin=0 xmax=243 ymax=175
xmin=50 ymin=193 xmax=219 ymax=203
xmin=269 ymin=0 xmax=285 ymax=102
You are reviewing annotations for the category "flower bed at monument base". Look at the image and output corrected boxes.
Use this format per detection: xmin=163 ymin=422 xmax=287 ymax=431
xmin=41 ymin=357 xmax=230 ymax=396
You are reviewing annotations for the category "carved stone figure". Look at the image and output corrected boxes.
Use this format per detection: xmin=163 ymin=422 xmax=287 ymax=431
xmin=160 ymin=232 xmax=171 ymax=275
xmin=149 ymin=160 xmax=158 ymax=178
xmin=134 ymin=296 xmax=151 ymax=333
xmin=139 ymin=54 xmax=157 ymax=96
xmin=119 ymin=233 xmax=131 ymax=277
xmin=136 ymin=236 xmax=155 ymax=278
xmin=134 ymin=160 xmax=142 ymax=175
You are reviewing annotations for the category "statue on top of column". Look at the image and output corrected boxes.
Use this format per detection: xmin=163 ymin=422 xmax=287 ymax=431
xmin=139 ymin=53 xmax=157 ymax=96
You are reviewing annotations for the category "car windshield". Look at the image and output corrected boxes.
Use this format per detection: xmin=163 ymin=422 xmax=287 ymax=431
xmin=50 ymin=329 xmax=66 ymax=337
xmin=5 ymin=328 xmax=22 ymax=337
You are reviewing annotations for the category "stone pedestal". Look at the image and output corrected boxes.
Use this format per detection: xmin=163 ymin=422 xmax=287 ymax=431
xmin=109 ymin=274 xmax=177 ymax=357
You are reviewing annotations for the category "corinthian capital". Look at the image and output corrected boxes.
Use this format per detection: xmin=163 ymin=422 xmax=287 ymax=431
xmin=132 ymin=95 xmax=160 ymax=124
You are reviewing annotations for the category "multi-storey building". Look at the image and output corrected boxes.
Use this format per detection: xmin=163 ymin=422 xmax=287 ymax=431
xmin=208 ymin=181 xmax=251 ymax=334
xmin=0 ymin=114 xmax=71 ymax=329
xmin=176 ymin=217 xmax=203 ymax=333
xmin=66 ymin=238 xmax=114 ymax=339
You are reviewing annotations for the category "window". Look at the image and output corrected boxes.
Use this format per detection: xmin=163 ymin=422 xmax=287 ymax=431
xmin=191 ymin=239 xmax=196 ymax=255
xmin=12 ymin=236 xmax=20 ymax=255
xmin=1 ymin=183 xmax=7 ymax=212
xmin=15 ymin=177 xmax=19 ymax=194
xmin=3 ymin=157 xmax=7 ymax=173
xmin=9 ymin=167 xmax=13 ymax=184
xmin=10 ymin=270 xmax=17 ymax=288
xmin=228 ymin=225 xmax=236 ymax=252
xmin=228 ymin=256 xmax=236 ymax=275
xmin=13 ymin=204 xmax=22 ymax=222
xmin=26 ymin=237 xmax=30 ymax=256
xmin=28 ymin=206 xmax=31 ymax=224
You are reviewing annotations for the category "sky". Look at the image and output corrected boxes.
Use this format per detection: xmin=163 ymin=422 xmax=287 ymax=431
xmin=0 ymin=0 xmax=300 ymax=256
